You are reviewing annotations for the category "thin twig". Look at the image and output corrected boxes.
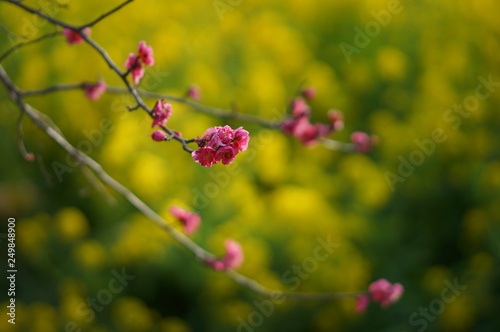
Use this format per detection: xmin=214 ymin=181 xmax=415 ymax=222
xmin=0 ymin=31 xmax=61 ymax=63
xmin=79 ymin=165 xmax=117 ymax=205
xmin=3 ymin=0 xmax=78 ymax=29
xmin=81 ymin=0 xmax=134 ymax=28
xmin=107 ymin=86 xmax=281 ymax=129
xmin=22 ymin=83 xmax=85 ymax=96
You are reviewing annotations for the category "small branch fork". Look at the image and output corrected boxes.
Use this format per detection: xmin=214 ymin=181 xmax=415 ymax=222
xmin=0 ymin=0 xmax=362 ymax=301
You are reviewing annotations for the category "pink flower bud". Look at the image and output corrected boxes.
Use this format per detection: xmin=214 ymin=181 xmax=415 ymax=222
xmin=151 ymin=130 xmax=167 ymax=141
xmin=301 ymin=86 xmax=316 ymax=100
xmin=151 ymin=99 xmax=172 ymax=128
xmin=187 ymin=84 xmax=201 ymax=100
xmin=328 ymin=110 xmax=344 ymax=132
xmin=138 ymin=41 xmax=155 ymax=66
xmin=25 ymin=153 xmax=35 ymax=162
xmin=83 ymin=79 xmax=106 ymax=101
xmin=351 ymin=131 xmax=374 ymax=153
xmin=291 ymin=98 xmax=310 ymax=117
xmin=355 ymin=295 xmax=370 ymax=313
xmin=169 ymin=206 xmax=201 ymax=235
xmin=62 ymin=28 xmax=90 ymax=45
xmin=207 ymin=239 xmax=244 ymax=271
xmin=125 ymin=53 xmax=144 ymax=85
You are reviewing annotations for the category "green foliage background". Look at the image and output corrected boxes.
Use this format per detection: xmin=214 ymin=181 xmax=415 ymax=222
xmin=1 ymin=0 xmax=499 ymax=331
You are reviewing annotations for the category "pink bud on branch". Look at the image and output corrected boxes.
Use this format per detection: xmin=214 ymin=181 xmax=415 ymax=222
xmin=62 ymin=28 xmax=90 ymax=45
xmin=151 ymin=130 xmax=167 ymax=142
xmin=207 ymin=239 xmax=244 ymax=271
xmin=355 ymin=279 xmax=404 ymax=313
xmin=83 ymin=79 xmax=107 ymax=100
xmin=301 ymin=86 xmax=316 ymax=100
xmin=151 ymin=99 xmax=172 ymax=128
xmin=124 ymin=41 xmax=155 ymax=84
xmin=170 ymin=206 xmax=201 ymax=235
xmin=350 ymin=131 xmax=378 ymax=153
xmin=187 ymin=84 xmax=201 ymax=100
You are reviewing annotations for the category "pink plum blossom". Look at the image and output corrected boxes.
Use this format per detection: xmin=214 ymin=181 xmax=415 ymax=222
xmin=187 ymin=84 xmax=201 ymax=100
xmin=215 ymin=125 xmax=235 ymax=145
xmin=62 ymin=28 xmax=90 ymax=45
xmin=328 ymin=110 xmax=344 ymax=132
xmin=25 ymin=152 xmax=35 ymax=162
xmin=170 ymin=206 xmax=201 ymax=235
xmin=151 ymin=99 xmax=172 ymax=128
xmin=207 ymin=239 xmax=244 ymax=271
xmin=83 ymin=80 xmax=106 ymax=101
xmin=301 ymin=86 xmax=316 ymax=100
xmin=281 ymin=101 xmax=343 ymax=145
xmin=125 ymin=53 xmax=144 ymax=85
xmin=215 ymin=146 xmax=239 ymax=165
xmin=282 ymin=116 xmax=324 ymax=146
xmin=356 ymin=279 xmax=404 ymax=313
xmin=351 ymin=131 xmax=375 ymax=153
xmin=280 ymin=118 xmax=297 ymax=135
xmin=151 ymin=130 xmax=167 ymax=141
xmin=192 ymin=148 xmax=217 ymax=167
xmin=291 ymin=98 xmax=310 ymax=117
xmin=138 ymin=41 xmax=155 ymax=66
xmin=355 ymin=295 xmax=370 ymax=313
xmin=296 ymin=122 xmax=321 ymax=146
xmin=369 ymin=279 xmax=404 ymax=308
xmin=232 ymin=127 xmax=250 ymax=151
xmin=192 ymin=125 xmax=249 ymax=166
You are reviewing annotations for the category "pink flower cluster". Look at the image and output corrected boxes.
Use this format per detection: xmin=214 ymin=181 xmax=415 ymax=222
xmin=83 ymin=80 xmax=106 ymax=100
xmin=192 ymin=125 xmax=249 ymax=167
xmin=207 ymin=239 xmax=244 ymax=271
xmin=62 ymin=28 xmax=90 ymax=45
xmin=170 ymin=206 xmax=201 ymax=235
xmin=125 ymin=41 xmax=155 ymax=84
xmin=351 ymin=131 xmax=378 ymax=153
xmin=151 ymin=99 xmax=172 ymax=128
xmin=355 ymin=279 xmax=404 ymax=312
xmin=281 ymin=97 xmax=344 ymax=146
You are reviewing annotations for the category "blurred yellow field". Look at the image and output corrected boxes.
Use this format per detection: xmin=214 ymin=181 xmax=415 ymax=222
xmin=1 ymin=0 xmax=499 ymax=331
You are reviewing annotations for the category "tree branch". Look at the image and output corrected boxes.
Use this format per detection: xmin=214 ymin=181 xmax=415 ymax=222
xmin=4 ymin=0 xmax=193 ymax=152
xmin=0 ymin=63 xmax=362 ymax=301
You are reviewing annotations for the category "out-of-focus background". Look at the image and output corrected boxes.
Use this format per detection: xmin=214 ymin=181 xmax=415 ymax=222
xmin=1 ymin=0 xmax=499 ymax=331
